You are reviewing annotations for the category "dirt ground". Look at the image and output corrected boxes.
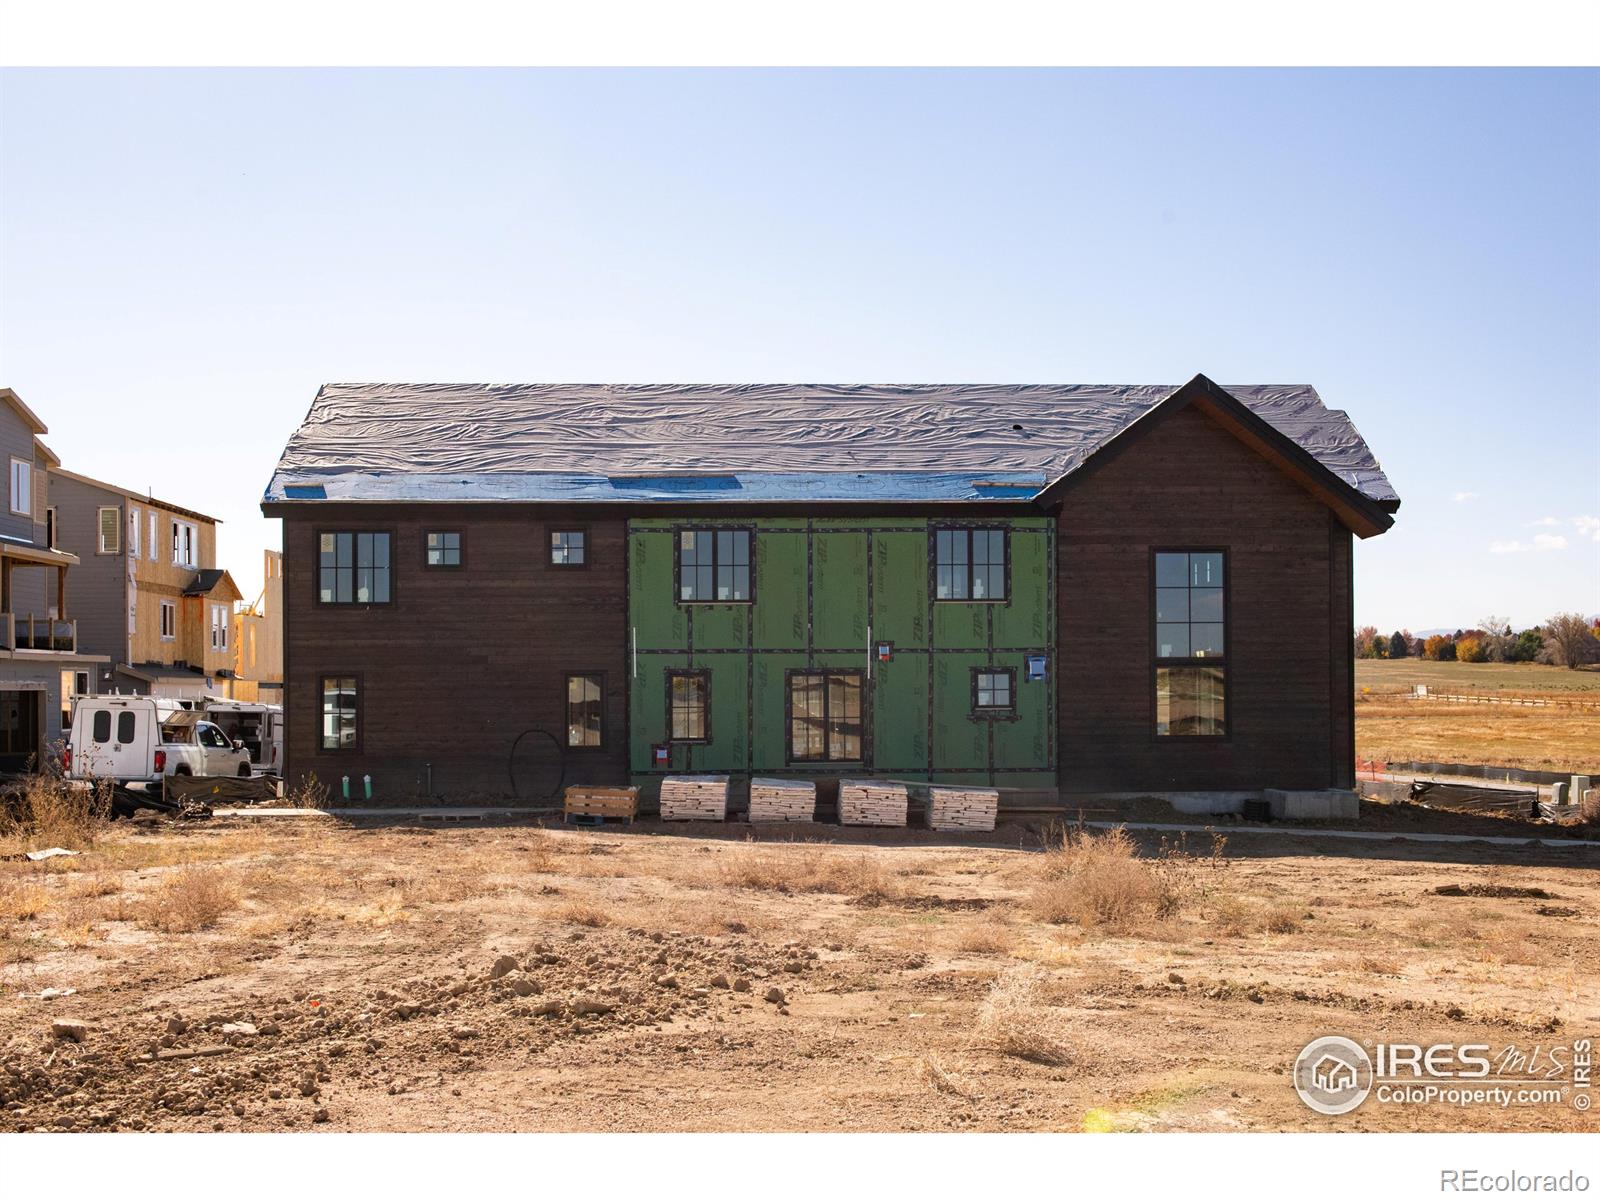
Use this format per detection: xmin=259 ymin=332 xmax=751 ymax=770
xmin=2 ymin=813 xmax=1596 ymax=1134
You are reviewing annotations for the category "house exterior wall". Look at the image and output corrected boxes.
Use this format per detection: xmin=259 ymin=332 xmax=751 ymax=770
xmin=1054 ymin=403 xmax=1353 ymax=793
xmin=280 ymin=507 xmax=631 ymax=798
xmin=625 ymin=516 xmax=1055 ymax=796
xmin=232 ymin=549 xmax=284 ymax=700
xmin=44 ymin=474 xmax=127 ymax=665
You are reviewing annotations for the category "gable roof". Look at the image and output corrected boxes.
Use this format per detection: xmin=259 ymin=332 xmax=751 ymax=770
xmin=50 ymin=467 xmax=222 ymax=526
xmin=0 ymin=388 xmax=47 ymax=436
xmin=263 ymin=378 xmax=1398 ymax=528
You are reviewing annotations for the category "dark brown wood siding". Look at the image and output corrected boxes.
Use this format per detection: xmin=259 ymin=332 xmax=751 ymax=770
xmin=281 ymin=506 xmax=629 ymax=798
xmin=1054 ymin=403 xmax=1352 ymax=793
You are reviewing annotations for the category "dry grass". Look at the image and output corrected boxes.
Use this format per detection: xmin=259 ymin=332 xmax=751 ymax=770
xmin=921 ymin=1053 xmax=978 ymax=1099
xmin=134 ymin=866 xmax=241 ymax=932
xmin=1355 ymin=697 xmax=1600 ymax=773
xmin=718 ymin=843 xmax=904 ymax=900
xmin=0 ymin=878 xmax=51 ymax=921
xmin=1029 ymin=826 xmax=1198 ymax=928
xmin=949 ymin=919 xmax=1016 ymax=955
xmin=971 ymin=967 xmax=1073 ymax=1066
xmin=0 ymin=769 xmax=110 ymax=854
xmin=1210 ymin=896 xmax=1305 ymax=937
xmin=555 ymin=900 xmax=611 ymax=927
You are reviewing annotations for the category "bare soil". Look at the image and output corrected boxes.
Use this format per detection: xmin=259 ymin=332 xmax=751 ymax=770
xmin=2 ymin=816 xmax=1596 ymax=1133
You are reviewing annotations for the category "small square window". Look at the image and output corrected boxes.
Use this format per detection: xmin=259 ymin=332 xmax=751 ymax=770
xmin=551 ymin=530 xmax=586 ymax=566
xmin=973 ymin=668 xmax=1015 ymax=714
xmin=426 ymin=531 xmax=462 ymax=567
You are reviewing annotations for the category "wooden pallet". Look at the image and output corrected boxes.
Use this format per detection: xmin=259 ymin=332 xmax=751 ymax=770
xmin=659 ymin=775 xmax=730 ymax=822
xmin=564 ymin=785 xmax=638 ymax=824
xmin=748 ymin=777 xmax=816 ymax=823
xmin=838 ymin=778 xmax=909 ymax=827
xmin=927 ymin=785 xmax=999 ymax=831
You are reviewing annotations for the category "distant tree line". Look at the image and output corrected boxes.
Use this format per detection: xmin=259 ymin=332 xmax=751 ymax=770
xmin=1353 ymin=612 xmax=1600 ymax=669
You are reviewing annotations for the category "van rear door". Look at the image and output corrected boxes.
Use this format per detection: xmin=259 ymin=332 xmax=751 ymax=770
xmin=108 ymin=708 xmax=151 ymax=778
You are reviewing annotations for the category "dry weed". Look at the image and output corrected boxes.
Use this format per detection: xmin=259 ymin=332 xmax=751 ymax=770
xmin=0 ymin=878 xmax=50 ymax=921
xmin=950 ymin=919 xmax=1016 ymax=955
xmin=556 ymin=901 xmax=611 ymax=927
xmin=922 ymin=1053 xmax=978 ymax=1099
xmin=1030 ymin=825 xmax=1199 ymax=928
xmin=135 ymin=866 xmax=241 ymax=932
xmin=0 ymin=767 xmax=110 ymax=852
xmin=719 ymin=844 xmax=904 ymax=900
xmin=971 ymin=967 xmax=1074 ymax=1066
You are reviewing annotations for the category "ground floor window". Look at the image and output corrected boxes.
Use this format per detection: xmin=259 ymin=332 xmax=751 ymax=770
xmin=666 ymin=670 xmax=709 ymax=742
xmin=1155 ymin=665 xmax=1226 ymax=737
xmin=788 ymin=670 xmax=864 ymax=762
xmin=0 ymin=691 xmax=40 ymax=771
xmin=321 ymin=676 xmax=359 ymax=751
xmin=565 ymin=673 xmax=604 ymax=748
xmin=973 ymin=668 xmax=1015 ymax=715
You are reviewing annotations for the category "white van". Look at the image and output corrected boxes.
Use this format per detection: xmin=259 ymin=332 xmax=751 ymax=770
xmin=203 ymin=700 xmax=284 ymax=777
xmin=65 ymin=696 xmax=251 ymax=786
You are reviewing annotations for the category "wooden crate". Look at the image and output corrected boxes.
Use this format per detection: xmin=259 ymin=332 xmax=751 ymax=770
xmin=564 ymin=785 xmax=638 ymax=822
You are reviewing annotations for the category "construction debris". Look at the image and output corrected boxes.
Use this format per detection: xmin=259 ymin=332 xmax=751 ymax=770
xmin=563 ymin=786 xmax=638 ymax=824
xmin=927 ymin=785 xmax=999 ymax=832
xmin=748 ymin=777 xmax=816 ymax=823
xmin=838 ymin=779 xmax=909 ymax=827
xmin=659 ymin=776 xmax=729 ymax=822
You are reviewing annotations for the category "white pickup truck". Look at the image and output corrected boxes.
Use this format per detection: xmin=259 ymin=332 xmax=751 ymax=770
xmin=65 ymin=697 xmax=252 ymax=786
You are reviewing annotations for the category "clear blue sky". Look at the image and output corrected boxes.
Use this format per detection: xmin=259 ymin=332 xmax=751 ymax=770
xmin=1 ymin=68 xmax=1595 ymax=629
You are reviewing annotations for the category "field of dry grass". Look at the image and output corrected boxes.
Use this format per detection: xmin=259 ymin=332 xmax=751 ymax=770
xmin=1353 ymin=660 xmax=1600 ymax=773
xmin=2 ymin=803 xmax=1596 ymax=1134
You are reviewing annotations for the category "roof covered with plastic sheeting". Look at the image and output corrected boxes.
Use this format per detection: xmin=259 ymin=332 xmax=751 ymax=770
xmin=263 ymin=382 xmax=1398 ymax=506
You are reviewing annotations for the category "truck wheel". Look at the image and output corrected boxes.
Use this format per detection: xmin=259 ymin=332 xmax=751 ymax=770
xmin=238 ymin=763 xmax=252 ymax=777
xmin=172 ymin=766 xmax=192 ymax=777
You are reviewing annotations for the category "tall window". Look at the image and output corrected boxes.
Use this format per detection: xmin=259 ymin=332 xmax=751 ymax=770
xmin=788 ymin=671 xmax=864 ymax=762
xmin=565 ymin=674 xmax=604 ymax=748
xmin=46 ymin=507 xmax=57 ymax=549
xmin=667 ymin=670 xmax=709 ymax=742
xmin=128 ymin=506 xmax=141 ymax=558
xmin=210 ymin=603 xmax=229 ymax=652
xmin=172 ymin=519 xmax=198 ymax=567
xmin=159 ymin=600 xmax=176 ymax=641
xmin=10 ymin=459 xmax=31 ymax=516
xmin=319 ymin=532 xmax=392 ymax=604
xmin=934 ymin=528 xmax=1006 ymax=601
xmin=550 ymin=530 xmax=585 ymax=566
xmin=148 ymin=511 xmax=158 ymax=561
xmin=425 ymin=531 xmax=462 ymax=567
xmin=1154 ymin=550 xmax=1227 ymax=737
xmin=98 ymin=507 xmax=121 ymax=554
xmin=678 ymin=529 xmax=750 ymax=602
xmin=321 ymin=676 xmax=359 ymax=750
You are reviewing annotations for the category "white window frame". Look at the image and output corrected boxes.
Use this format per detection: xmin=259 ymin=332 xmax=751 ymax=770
xmin=128 ymin=505 xmax=141 ymax=559
xmin=10 ymin=458 xmax=31 ymax=517
xmin=172 ymin=519 xmax=198 ymax=568
xmin=148 ymin=510 xmax=158 ymax=560
xmin=210 ymin=603 xmax=229 ymax=652
xmin=160 ymin=600 xmax=177 ymax=641
xmin=97 ymin=506 xmax=122 ymax=554
xmin=46 ymin=506 xmax=58 ymax=549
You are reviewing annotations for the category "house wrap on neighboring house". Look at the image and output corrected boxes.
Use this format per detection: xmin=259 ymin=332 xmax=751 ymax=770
xmin=50 ymin=467 xmax=242 ymax=702
xmin=260 ymin=375 xmax=1399 ymax=809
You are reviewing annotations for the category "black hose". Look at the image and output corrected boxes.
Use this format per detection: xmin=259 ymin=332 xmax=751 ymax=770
xmin=508 ymin=728 xmax=567 ymax=803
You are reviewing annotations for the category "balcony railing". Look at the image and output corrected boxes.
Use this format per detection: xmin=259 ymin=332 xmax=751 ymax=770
xmin=0 ymin=614 xmax=77 ymax=652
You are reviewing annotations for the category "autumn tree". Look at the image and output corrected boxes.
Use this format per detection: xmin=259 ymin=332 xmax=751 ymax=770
xmin=1354 ymin=626 xmax=1381 ymax=658
xmin=1456 ymin=635 xmax=1487 ymax=663
xmin=1423 ymin=634 xmax=1456 ymax=661
xmin=1541 ymin=612 xmax=1600 ymax=669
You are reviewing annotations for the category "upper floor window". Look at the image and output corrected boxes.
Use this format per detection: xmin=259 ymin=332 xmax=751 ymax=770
xmin=934 ymin=528 xmax=1006 ymax=601
xmin=210 ymin=603 xmax=229 ymax=652
xmin=1154 ymin=550 xmax=1227 ymax=738
xmin=319 ymin=532 xmax=392 ymax=605
xmin=98 ymin=507 xmax=122 ymax=554
xmin=160 ymin=600 xmax=176 ymax=640
xmin=128 ymin=506 xmax=141 ymax=558
xmin=148 ymin=511 xmax=158 ymax=560
xmin=550 ymin=530 xmax=585 ymax=566
xmin=425 ymin=531 xmax=462 ymax=567
xmin=679 ymin=529 xmax=750 ymax=602
xmin=172 ymin=519 xmax=198 ymax=567
xmin=9 ymin=459 xmax=31 ymax=517
xmin=46 ymin=507 xmax=57 ymax=549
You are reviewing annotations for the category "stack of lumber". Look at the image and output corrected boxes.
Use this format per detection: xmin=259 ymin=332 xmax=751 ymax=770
xmin=927 ymin=785 xmax=999 ymax=832
xmin=838 ymin=778 xmax=909 ymax=827
xmin=748 ymin=777 xmax=816 ymax=823
xmin=659 ymin=775 xmax=730 ymax=822
xmin=564 ymin=785 xmax=638 ymax=822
